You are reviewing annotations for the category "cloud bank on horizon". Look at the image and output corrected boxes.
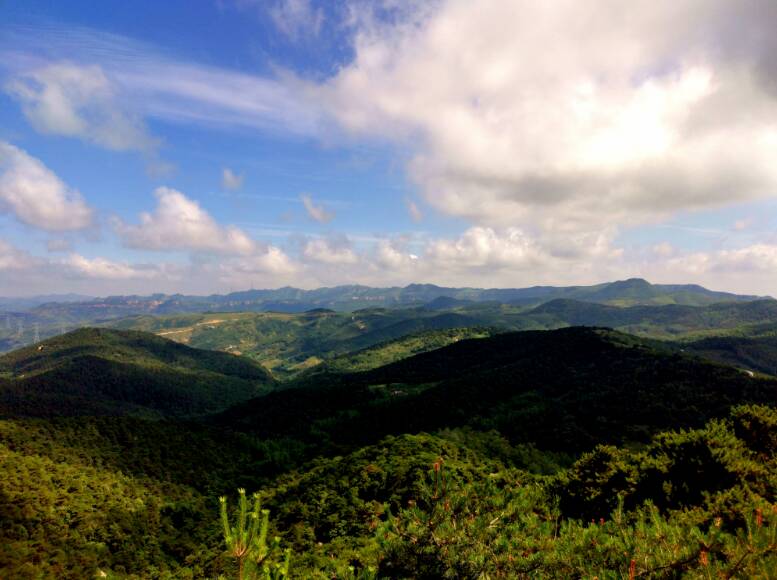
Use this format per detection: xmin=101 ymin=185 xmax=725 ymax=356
xmin=1 ymin=0 xmax=777 ymax=296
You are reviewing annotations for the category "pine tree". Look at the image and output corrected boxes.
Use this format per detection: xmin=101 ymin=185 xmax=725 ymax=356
xmin=219 ymin=489 xmax=291 ymax=580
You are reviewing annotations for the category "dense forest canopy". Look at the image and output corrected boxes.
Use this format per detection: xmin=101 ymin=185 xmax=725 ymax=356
xmin=0 ymin=321 xmax=775 ymax=577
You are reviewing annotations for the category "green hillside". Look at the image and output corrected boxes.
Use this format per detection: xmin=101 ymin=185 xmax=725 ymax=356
xmin=0 ymin=325 xmax=774 ymax=578
xmin=91 ymin=298 xmax=777 ymax=379
xmin=217 ymin=327 xmax=776 ymax=455
xmin=0 ymin=328 xmax=275 ymax=418
xmin=1 ymin=404 xmax=774 ymax=578
xmin=105 ymin=309 xmax=484 ymax=377
xmin=1 ymin=278 xmax=764 ymax=354
xmin=525 ymin=297 xmax=777 ymax=338
xmin=311 ymin=326 xmax=498 ymax=374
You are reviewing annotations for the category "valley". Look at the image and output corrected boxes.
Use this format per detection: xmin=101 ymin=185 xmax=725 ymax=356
xmin=0 ymin=280 xmax=775 ymax=578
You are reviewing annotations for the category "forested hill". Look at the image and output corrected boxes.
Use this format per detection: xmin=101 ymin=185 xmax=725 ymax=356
xmin=528 ymin=297 xmax=777 ymax=336
xmin=0 ymin=325 xmax=775 ymax=577
xmin=0 ymin=328 xmax=275 ymax=418
xmin=215 ymin=327 xmax=776 ymax=455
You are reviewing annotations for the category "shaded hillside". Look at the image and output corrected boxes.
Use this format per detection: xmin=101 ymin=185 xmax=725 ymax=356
xmin=215 ymin=327 xmax=776 ymax=454
xmin=525 ymin=297 xmax=777 ymax=337
xmin=684 ymin=335 xmax=777 ymax=377
xmin=0 ymin=328 xmax=275 ymax=418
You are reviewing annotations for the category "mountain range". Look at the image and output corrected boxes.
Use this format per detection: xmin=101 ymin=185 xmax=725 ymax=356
xmin=0 ymin=278 xmax=771 ymax=357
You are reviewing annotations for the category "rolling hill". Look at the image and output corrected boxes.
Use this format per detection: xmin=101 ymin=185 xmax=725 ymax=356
xmin=0 ymin=328 xmax=275 ymax=418
xmin=87 ymin=297 xmax=777 ymax=378
xmin=215 ymin=327 xmax=776 ymax=454
xmin=0 ymin=278 xmax=765 ymax=354
xmin=0 ymin=324 xmax=774 ymax=578
xmin=104 ymin=309 xmax=486 ymax=377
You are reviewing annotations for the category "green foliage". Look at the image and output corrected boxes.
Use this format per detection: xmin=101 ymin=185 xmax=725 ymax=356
xmin=106 ymin=311 xmax=490 ymax=378
xmin=0 ymin=322 xmax=775 ymax=577
xmin=218 ymin=328 xmax=776 ymax=456
xmin=1 ymin=405 xmax=775 ymax=577
xmin=219 ymin=489 xmax=290 ymax=580
xmin=684 ymin=334 xmax=777 ymax=376
xmin=379 ymin=454 xmax=776 ymax=578
xmin=85 ymin=296 xmax=777 ymax=377
xmin=311 ymin=327 xmax=498 ymax=375
xmin=555 ymin=404 xmax=777 ymax=523
xmin=0 ymin=328 xmax=275 ymax=418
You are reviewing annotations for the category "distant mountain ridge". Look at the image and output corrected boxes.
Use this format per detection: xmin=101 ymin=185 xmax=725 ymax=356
xmin=1 ymin=278 xmax=763 ymax=318
xmin=0 ymin=278 xmax=759 ymax=315
xmin=0 ymin=278 xmax=767 ymax=353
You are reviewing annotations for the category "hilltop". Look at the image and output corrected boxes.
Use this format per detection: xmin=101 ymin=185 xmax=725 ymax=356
xmin=0 ymin=328 xmax=275 ymax=418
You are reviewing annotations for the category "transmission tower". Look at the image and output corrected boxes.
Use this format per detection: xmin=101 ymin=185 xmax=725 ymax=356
xmin=33 ymin=323 xmax=40 ymax=344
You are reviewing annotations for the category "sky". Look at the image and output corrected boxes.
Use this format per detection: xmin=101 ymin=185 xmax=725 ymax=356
xmin=1 ymin=0 xmax=777 ymax=297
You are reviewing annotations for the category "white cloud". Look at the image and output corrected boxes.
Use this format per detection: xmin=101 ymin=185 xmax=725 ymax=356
xmin=222 ymin=168 xmax=244 ymax=190
xmin=301 ymin=193 xmax=334 ymax=223
xmin=6 ymin=63 xmax=157 ymax=152
xmin=325 ymin=1 xmax=777 ymax=240
xmin=0 ymin=239 xmax=41 ymax=271
xmin=0 ymin=239 xmax=177 ymax=295
xmin=60 ymin=254 xmax=164 ymax=280
xmin=0 ymin=28 xmax=322 ymax=138
xmin=115 ymin=187 xmax=256 ymax=255
xmin=426 ymin=227 xmax=543 ymax=270
xmin=213 ymin=246 xmax=300 ymax=290
xmin=0 ymin=141 xmax=93 ymax=231
xmin=269 ymin=0 xmax=324 ymax=41
xmin=302 ymin=237 xmax=358 ymax=264
xmin=652 ymin=242 xmax=675 ymax=258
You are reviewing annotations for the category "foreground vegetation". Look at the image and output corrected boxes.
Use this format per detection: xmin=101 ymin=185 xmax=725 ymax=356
xmin=0 ymin=326 xmax=774 ymax=577
xmin=1 ymin=405 xmax=774 ymax=578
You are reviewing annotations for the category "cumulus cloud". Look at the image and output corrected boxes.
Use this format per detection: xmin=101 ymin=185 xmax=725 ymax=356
xmin=301 ymin=193 xmax=334 ymax=223
xmin=325 ymin=0 xmax=777 ymax=241
xmin=302 ymin=236 xmax=359 ymax=264
xmin=212 ymin=246 xmax=299 ymax=291
xmin=222 ymin=168 xmax=244 ymax=190
xmin=426 ymin=227 xmax=545 ymax=271
xmin=0 ymin=141 xmax=93 ymax=231
xmin=6 ymin=63 xmax=157 ymax=152
xmin=115 ymin=187 xmax=256 ymax=254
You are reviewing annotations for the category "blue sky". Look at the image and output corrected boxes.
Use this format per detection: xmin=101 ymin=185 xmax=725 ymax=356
xmin=1 ymin=0 xmax=777 ymax=296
